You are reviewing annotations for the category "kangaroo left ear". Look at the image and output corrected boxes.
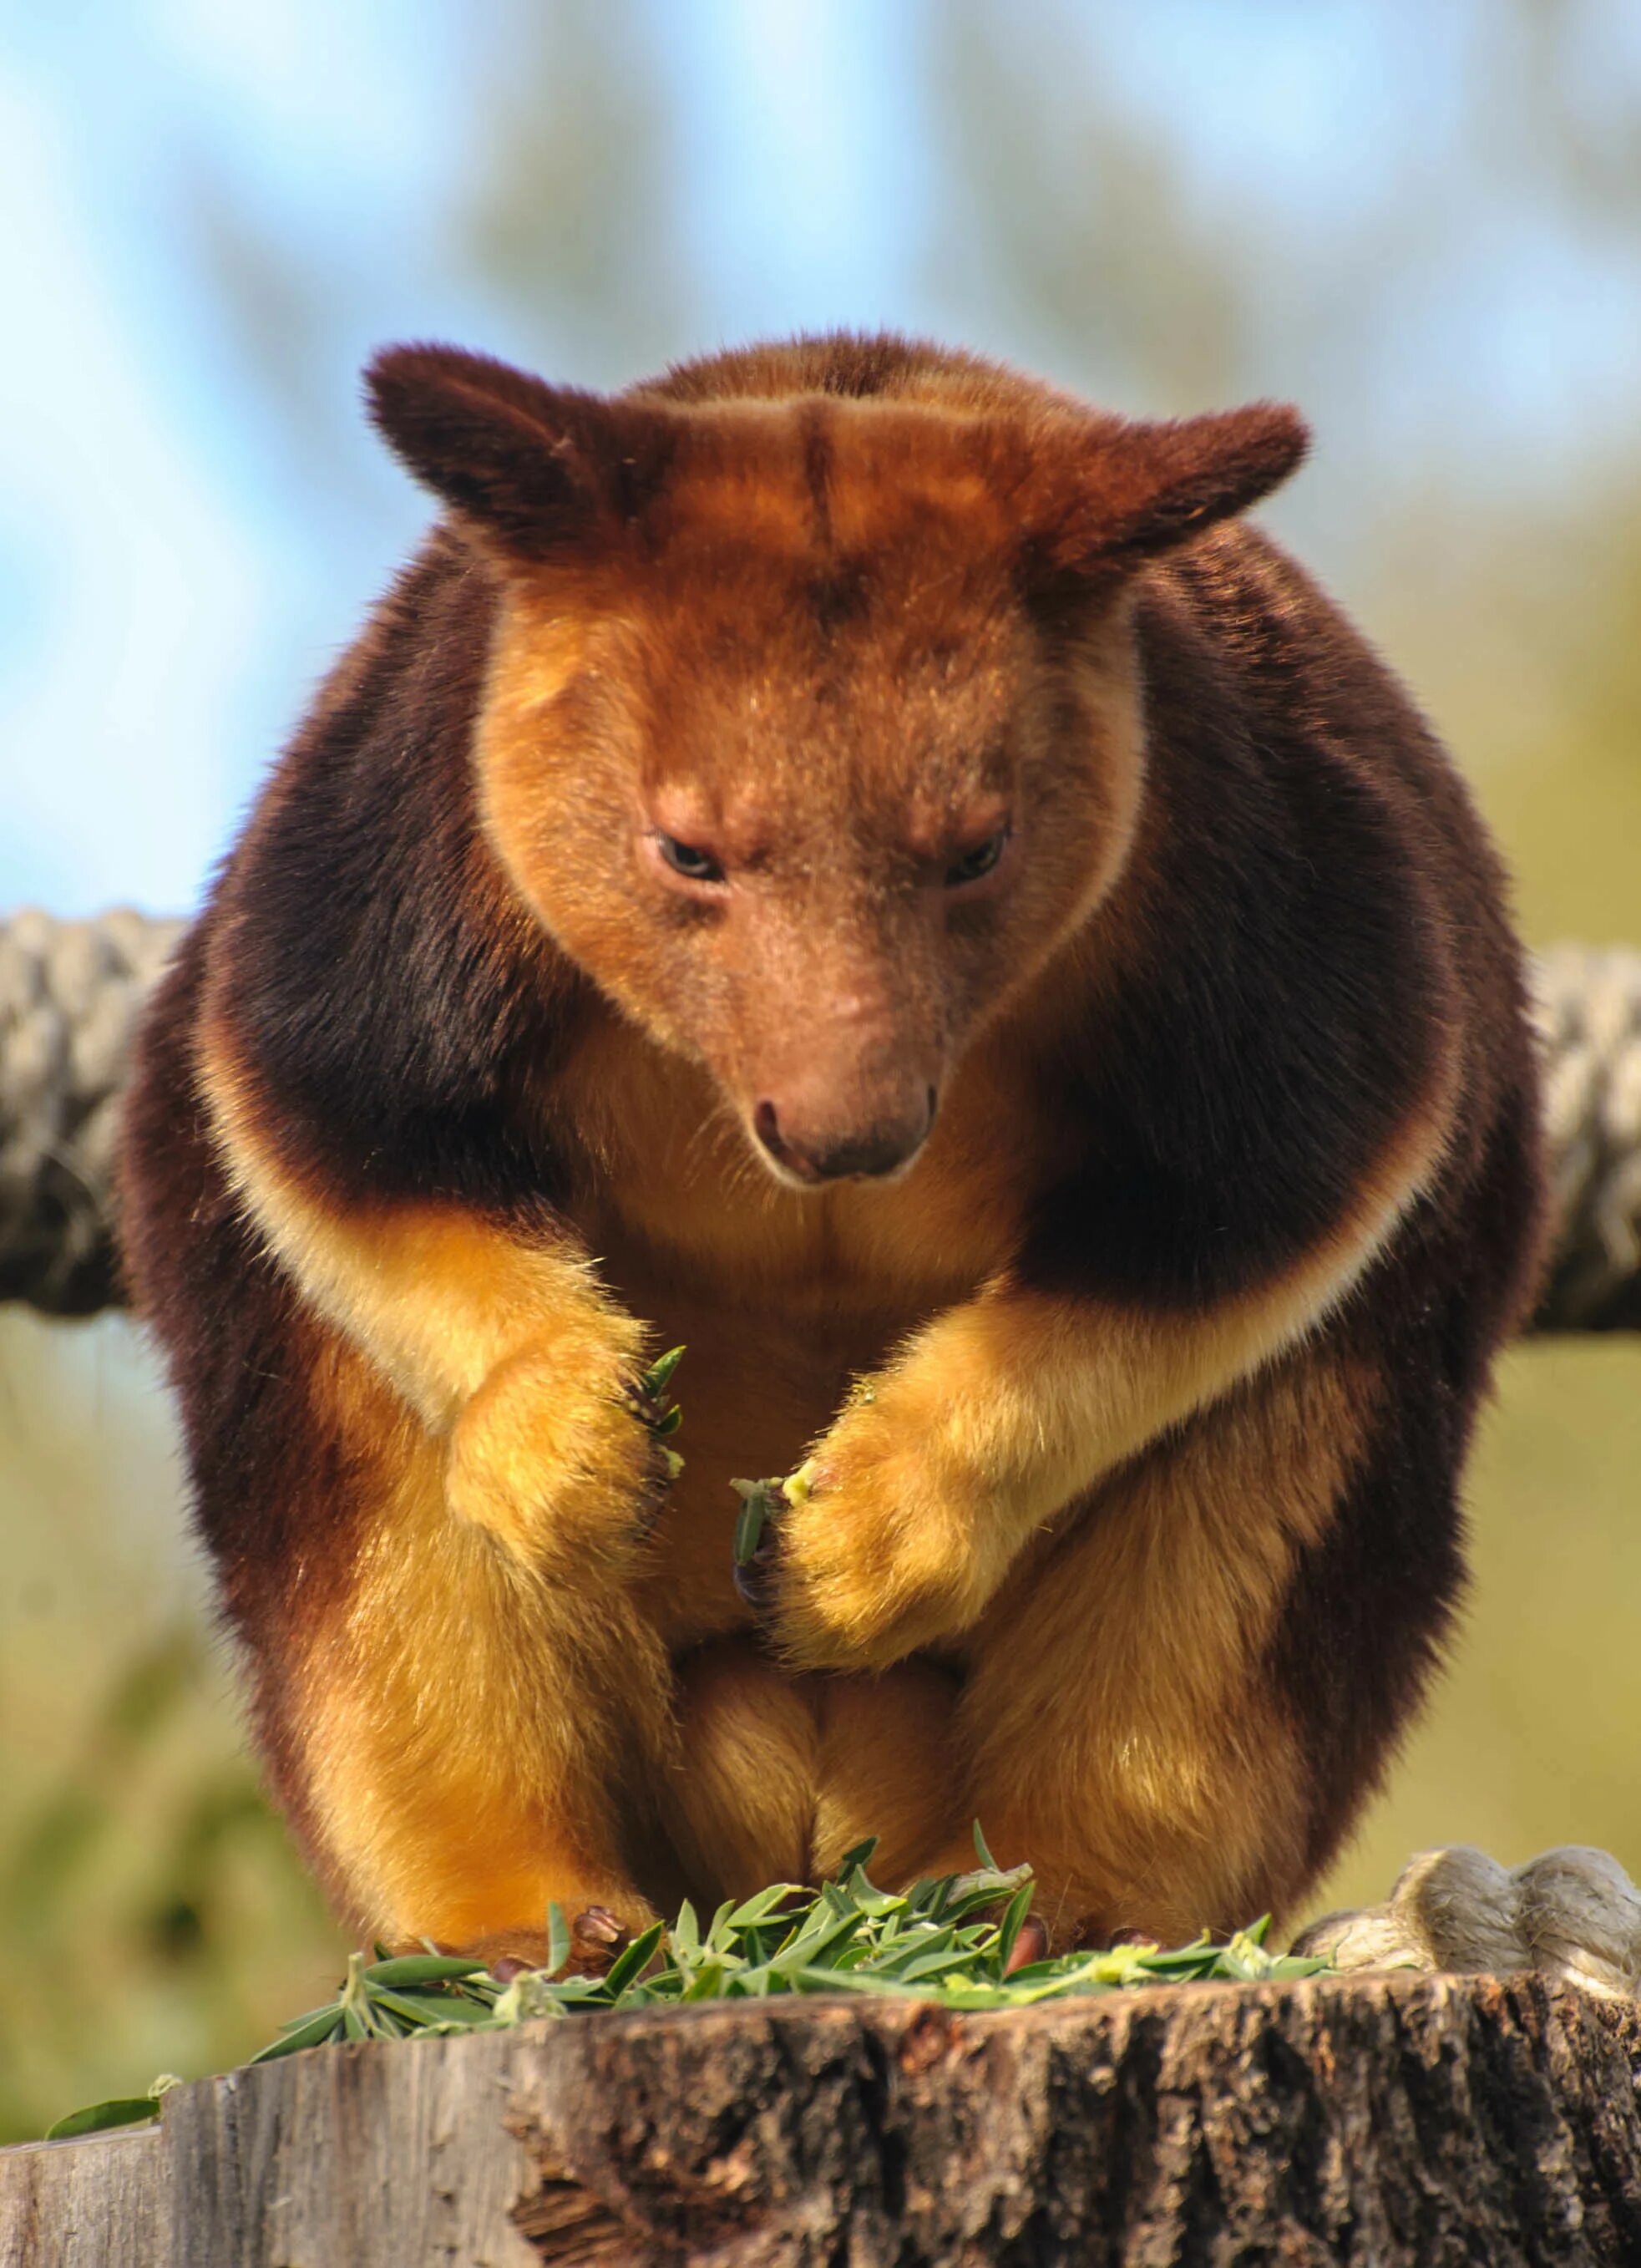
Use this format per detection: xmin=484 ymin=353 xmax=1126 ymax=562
xmin=364 ymin=342 xmax=679 ymax=564
xmin=1031 ymin=402 xmax=1309 ymax=576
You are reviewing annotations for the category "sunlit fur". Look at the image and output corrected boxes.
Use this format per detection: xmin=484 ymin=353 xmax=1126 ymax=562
xmin=118 ymin=332 xmax=1547 ymax=1955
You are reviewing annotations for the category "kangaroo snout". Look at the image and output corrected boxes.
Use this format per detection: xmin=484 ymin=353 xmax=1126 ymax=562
xmin=752 ymin=1083 xmax=938 ymax=1185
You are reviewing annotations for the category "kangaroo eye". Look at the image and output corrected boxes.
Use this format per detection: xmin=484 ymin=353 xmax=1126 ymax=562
xmin=655 ymin=832 xmax=725 ymax=884
xmin=945 ymin=827 xmax=1010 ymax=888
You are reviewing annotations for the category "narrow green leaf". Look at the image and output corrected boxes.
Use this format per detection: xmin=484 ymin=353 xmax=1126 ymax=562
xmin=409 ymin=1996 xmax=500 ymax=2029
xmin=681 ymin=1957 xmax=728 ymax=2001
xmin=543 ymin=1974 xmax=613 ymax=2007
xmin=846 ymin=1866 xmax=904 ymax=1919
xmin=875 ymin=1925 xmax=958 ymax=1976
xmin=46 ymin=2097 xmax=161 ymax=2141
xmin=365 ymin=1986 xmax=444 ymax=2031
xmin=544 ymin=1900 xmax=571 ymax=1980
xmin=790 ymin=1966 xmax=910 ymax=1996
xmin=640 ymin=1346 xmax=686 ymax=1398
xmin=830 ymin=1836 xmax=879 ymax=1880
xmin=727 ymin=1881 xmax=808 ymax=1930
xmin=940 ymin=1865 xmax=1034 ymax=1924
xmin=730 ymin=1480 xmax=777 ymax=1565
xmin=249 ymin=2007 xmax=344 ymax=2063
xmin=995 ymin=1878 xmax=1036 ymax=1973
xmin=770 ymin=1906 xmax=865 ymax=1975
xmin=273 ymin=2002 xmax=342 ymax=2036
xmin=603 ymin=1920 xmax=666 ymax=1998
xmin=1135 ymin=1939 xmax=1218 ymax=1976
xmin=363 ymin=1954 xmax=487 ymax=1987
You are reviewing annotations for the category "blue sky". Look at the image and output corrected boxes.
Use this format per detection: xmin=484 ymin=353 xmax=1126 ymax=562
xmin=2 ymin=0 xmax=1637 ymax=915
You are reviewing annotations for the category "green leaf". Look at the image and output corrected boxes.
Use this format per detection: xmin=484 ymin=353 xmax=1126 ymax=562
xmin=730 ymin=1479 xmax=780 ymax=1565
xmin=363 ymin=1954 xmax=487 ymax=1987
xmin=971 ymin=1819 xmax=1001 ymax=1871
xmin=680 ymin=1956 xmax=730 ymax=2001
xmin=919 ymin=1877 xmax=953 ymax=1922
xmin=46 ymin=2096 xmax=162 ymax=2141
xmin=603 ymin=1920 xmax=666 ymax=1998
xmin=1133 ymin=1938 xmax=1218 ymax=1976
xmin=272 ymin=2002 xmax=342 ymax=2036
xmin=542 ymin=1973 xmax=613 ymax=2007
xmin=893 ymin=1944 xmax=990 ymax=1985
xmin=727 ymin=1881 xmax=808 ymax=1930
xmin=640 ymin=1346 xmax=686 ymax=1398
xmin=670 ymin=1900 xmax=700 ymax=1958
xmin=995 ymin=1877 xmax=1036 ymax=1973
xmin=789 ymin=1965 xmax=909 ymax=1996
xmin=365 ymin=1986 xmax=447 ymax=2031
xmin=875 ymin=1924 xmax=957 ymax=1975
xmin=770 ymin=1905 xmax=865 ymax=1975
xmin=408 ymin=1995 xmax=500 ymax=2029
xmin=830 ymin=1837 xmax=880 ymax=1880
xmin=846 ymin=1865 xmax=904 ymax=1919
xmin=939 ymin=1864 xmax=1034 ymax=1923
xmin=249 ymin=2006 xmax=345 ymax=2063
xmin=545 ymin=1900 xmax=572 ymax=1980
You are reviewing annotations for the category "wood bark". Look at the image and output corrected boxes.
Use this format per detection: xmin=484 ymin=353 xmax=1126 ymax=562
xmin=3 ymin=1974 xmax=1639 ymax=2267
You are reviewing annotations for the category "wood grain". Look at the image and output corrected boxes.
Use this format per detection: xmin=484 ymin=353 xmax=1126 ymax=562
xmin=4 ymin=1976 xmax=1639 ymax=2265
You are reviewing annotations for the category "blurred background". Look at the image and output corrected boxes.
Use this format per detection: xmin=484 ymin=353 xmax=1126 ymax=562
xmin=2 ymin=0 xmax=1638 ymax=2142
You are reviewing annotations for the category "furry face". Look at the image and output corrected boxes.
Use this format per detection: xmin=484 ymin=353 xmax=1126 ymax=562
xmin=475 ymin=499 xmax=1145 ymax=1187
xmin=370 ymin=348 xmax=1299 ymax=1186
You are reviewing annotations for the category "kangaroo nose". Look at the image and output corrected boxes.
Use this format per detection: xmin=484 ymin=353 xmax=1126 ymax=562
xmin=753 ymin=1090 xmax=937 ymax=1184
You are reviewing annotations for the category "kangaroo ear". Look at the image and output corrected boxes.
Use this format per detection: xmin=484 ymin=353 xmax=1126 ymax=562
xmin=364 ymin=342 xmax=676 ymax=561
xmin=1032 ymin=402 xmax=1309 ymax=576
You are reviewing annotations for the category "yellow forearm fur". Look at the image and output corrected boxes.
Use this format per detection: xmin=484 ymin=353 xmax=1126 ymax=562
xmin=199 ymin=1016 xmax=657 ymax=1570
xmin=772 ymin=1058 xmax=1457 ymax=1669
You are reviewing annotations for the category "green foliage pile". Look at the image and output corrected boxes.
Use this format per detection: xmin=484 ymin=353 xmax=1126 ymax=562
xmin=47 ymin=1828 xmax=1330 ymax=2140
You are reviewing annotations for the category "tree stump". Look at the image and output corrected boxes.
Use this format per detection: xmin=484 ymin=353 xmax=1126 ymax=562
xmin=3 ymin=1972 xmax=1639 ymax=2265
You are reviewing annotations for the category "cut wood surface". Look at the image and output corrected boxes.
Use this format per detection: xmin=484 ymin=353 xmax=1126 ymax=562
xmin=3 ymin=1972 xmax=1639 ymax=2267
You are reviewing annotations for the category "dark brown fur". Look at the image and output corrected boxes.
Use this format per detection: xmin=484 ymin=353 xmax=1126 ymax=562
xmin=118 ymin=332 xmax=1547 ymax=1953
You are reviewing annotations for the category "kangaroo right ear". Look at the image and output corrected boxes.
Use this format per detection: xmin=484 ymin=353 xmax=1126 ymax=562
xmin=364 ymin=342 xmax=676 ymax=562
